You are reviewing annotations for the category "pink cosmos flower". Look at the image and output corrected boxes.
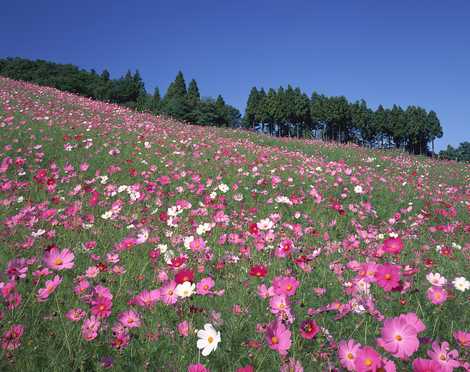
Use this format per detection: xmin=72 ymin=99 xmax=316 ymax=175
xmin=338 ymin=339 xmax=361 ymax=371
xmin=375 ymin=263 xmax=400 ymax=291
xmin=427 ymin=341 xmax=460 ymax=371
xmin=265 ymin=320 xmax=292 ymax=356
xmin=189 ymin=237 xmax=206 ymax=253
xmin=118 ymin=310 xmax=141 ymax=328
xmin=90 ymin=296 xmax=113 ymax=318
xmin=82 ymin=316 xmax=100 ymax=341
xmin=427 ymin=286 xmax=447 ymax=305
xmin=1 ymin=324 xmax=24 ymax=350
xmin=357 ymin=262 xmax=378 ymax=283
xmin=280 ymin=358 xmax=304 ymax=372
xmin=269 ymin=294 xmax=290 ymax=315
xmin=43 ymin=247 xmax=75 ymax=270
xmin=37 ymin=275 xmax=62 ymax=302
xmin=377 ymin=315 xmax=420 ymax=359
xmin=453 ymin=330 xmax=470 ymax=348
xmin=196 ymin=277 xmax=215 ymax=295
xmin=399 ymin=313 xmax=426 ymax=333
xmin=299 ymin=319 xmax=319 ymax=340
xmin=257 ymin=284 xmax=275 ymax=299
xmin=275 ymin=239 xmax=294 ymax=258
xmin=412 ymin=358 xmax=442 ymax=372
xmin=382 ymin=237 xmax=404 ymax=255
xmin=187 ymin=364 xmax=210 ymax=372
xmin=354 ymin=346 xmax=381 ymax=372
xmin=133 ymin=289 xmax=160 ymax=308
xmin=65 ymin=308 xmax=86 ymax=321
xmin=178 ymin=320 xmax=190 ymax=337
xmin=272 ymin=276 xmax=299 ymax=297
xmin=236 ymin=365 xmax=254 ymax=372
xmin=160 ymin=280 xmax=178 ymax=305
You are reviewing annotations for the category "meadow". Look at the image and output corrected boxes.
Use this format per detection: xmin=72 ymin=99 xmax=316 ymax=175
xmin=0 ymin=76 xmax=468 ymax=371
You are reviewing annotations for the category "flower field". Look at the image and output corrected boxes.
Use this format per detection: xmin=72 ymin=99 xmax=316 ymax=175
xmin=0 ymin=76 xmax=469 ymax=371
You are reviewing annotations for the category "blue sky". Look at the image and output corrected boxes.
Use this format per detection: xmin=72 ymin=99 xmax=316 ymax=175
xmin=1 ymin=0 xmax=469 ymax=150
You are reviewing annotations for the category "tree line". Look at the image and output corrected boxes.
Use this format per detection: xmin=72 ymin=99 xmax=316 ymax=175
xmin=0 ymin=57 xmax=461 ymax=158
xmin=243 ymin=86 xmax=444 ymax=155
xmin=438 ymin=142 xmax=470 ymax=162
xmin=0 ymin=57 xmax=240 ymax=128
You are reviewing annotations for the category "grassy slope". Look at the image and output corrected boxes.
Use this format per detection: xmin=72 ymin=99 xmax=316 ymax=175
xmin=0 ymin=77 xmax=468 ymax=371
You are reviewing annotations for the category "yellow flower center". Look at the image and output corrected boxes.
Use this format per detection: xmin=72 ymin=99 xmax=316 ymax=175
xmin=208 ymin=336 xmax=214 ymax=344
xmin=53 ymin=258 xmax=63 ymax=266
xmin=347 ymin=352 xmax=354 ymax=360
xmin=271 ymin=336 xmax=279 ymax=345
xmin=364 ymin=358 xmax=373 ymax=366
xmin=395 ymin=334 xmax=402 ymax=341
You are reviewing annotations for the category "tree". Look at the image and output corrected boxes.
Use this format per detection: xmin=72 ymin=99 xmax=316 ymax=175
xmin=351 ymin=100 xmax=375 ymax=146
xmin=293 ymin=88 xmax=311 ymax=137
xmin=389 ymin=105 xmax=407 ymax=149
xmin=255 ymin=88 xmax=267 ymax=132
xmin=243 ymin=87 xmax=260 ymax=129
xmin=162 ymin=71 xmax=189 ymax=120
xmin=185 ymin=79 xmax=201 ymax=122
xmin=262 ymin=88 xmax=277 ymax=136
xmin=214 ymin=95 xmax=229 ymax=127
xmin=439 ymin=142 xmax=470 ymax=162
xmin=151 ymin=87 xmax=161 ymax=114
xmin=426 ymin=110 xmax=443 ymax=154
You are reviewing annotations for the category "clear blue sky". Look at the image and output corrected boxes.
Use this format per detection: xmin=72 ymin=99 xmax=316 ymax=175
xmin=1 ymin=0 xmax=469 ymax=150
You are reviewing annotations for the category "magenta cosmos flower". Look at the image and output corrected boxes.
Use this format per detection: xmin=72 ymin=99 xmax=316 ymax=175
xmin=265 ymin=320 xmax=292 ymax=356
xmin=272 ymin=276 xmax=299 ymax=297
xmin=299 ymin=319 xmax=320 ymax=340
xmin=382 ymin=237 xmax=404 ymax=255
xmin=375 ymin=263 xmax=400 ymax=291
xmin=377 ymin=315 xmax=421 ymax=359
xmin=196 ymin=277 xmax=215 ymax=295
xmin=427 ymin=286 xmax=447 ymax=305
xmin=338 ymin=339 xmax=361 ymax=371
xmin=354 ymin=346 xmax=381 ymax=372
xmin=37 ymin=275 xmax=62 ymax=302
xmin=118 ymin=310 xmax=141 ymax=328
xmin=412 ymin=358 xmax=442 ymax=372
xmin=427 ymin=341 xmax=460 ymax=371
xmin=187 ymin=364 xmax=210 ymax=372
xmin=453 ymin=330 xmax=470 ymax=348
xmin=1 ymin=324 xmax=24 ymax=351
xmin=43 ymin=247 xmax=75 ymax=270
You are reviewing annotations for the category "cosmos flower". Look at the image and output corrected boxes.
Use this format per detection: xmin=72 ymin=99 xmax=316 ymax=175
xmin=265 ymin=320 xmax=291 ymax=356
xmin=377 ymin=315 xmax=420 ymax=359
xmin=196 ymin=324 xmax=221 ymax=356
xmin=299 ymin=319 xmax=319 ymax=340
xmin=427 ymin=286 xmax=448 ymax=305
xmin=338 ymin=339 xmax=361 ymax=371
xmin=452 ymin=276 xmax=470 ymax=292
xmin=175 ymin=281 xmax=196 ymax=298
xmin=43 ymin=248 xmax=75 ymax=270
xmin=118 ymin=310 xmax=141 ymax=328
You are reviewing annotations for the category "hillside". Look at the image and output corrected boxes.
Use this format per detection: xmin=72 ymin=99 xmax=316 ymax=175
xmin=0 ymin=76 xmax=469 ymax=371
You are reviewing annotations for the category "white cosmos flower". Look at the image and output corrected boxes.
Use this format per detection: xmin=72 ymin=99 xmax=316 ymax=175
xmin=101 ymin=210 xmax=113 ymax=220
xmin=175 ymin=281 xmax=195 ymax=298
xmin=197 ymin=324 xmax=221 ymax=356
xmin=452 ymin=277 xmax=470 ymax=292
xmin=257 ymin=218 xmax=274 ymax=231
xmin=354 ymin=185 xmax=363 ymax=194
xmin=218 ymin=184 xmax=229 ymax=193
